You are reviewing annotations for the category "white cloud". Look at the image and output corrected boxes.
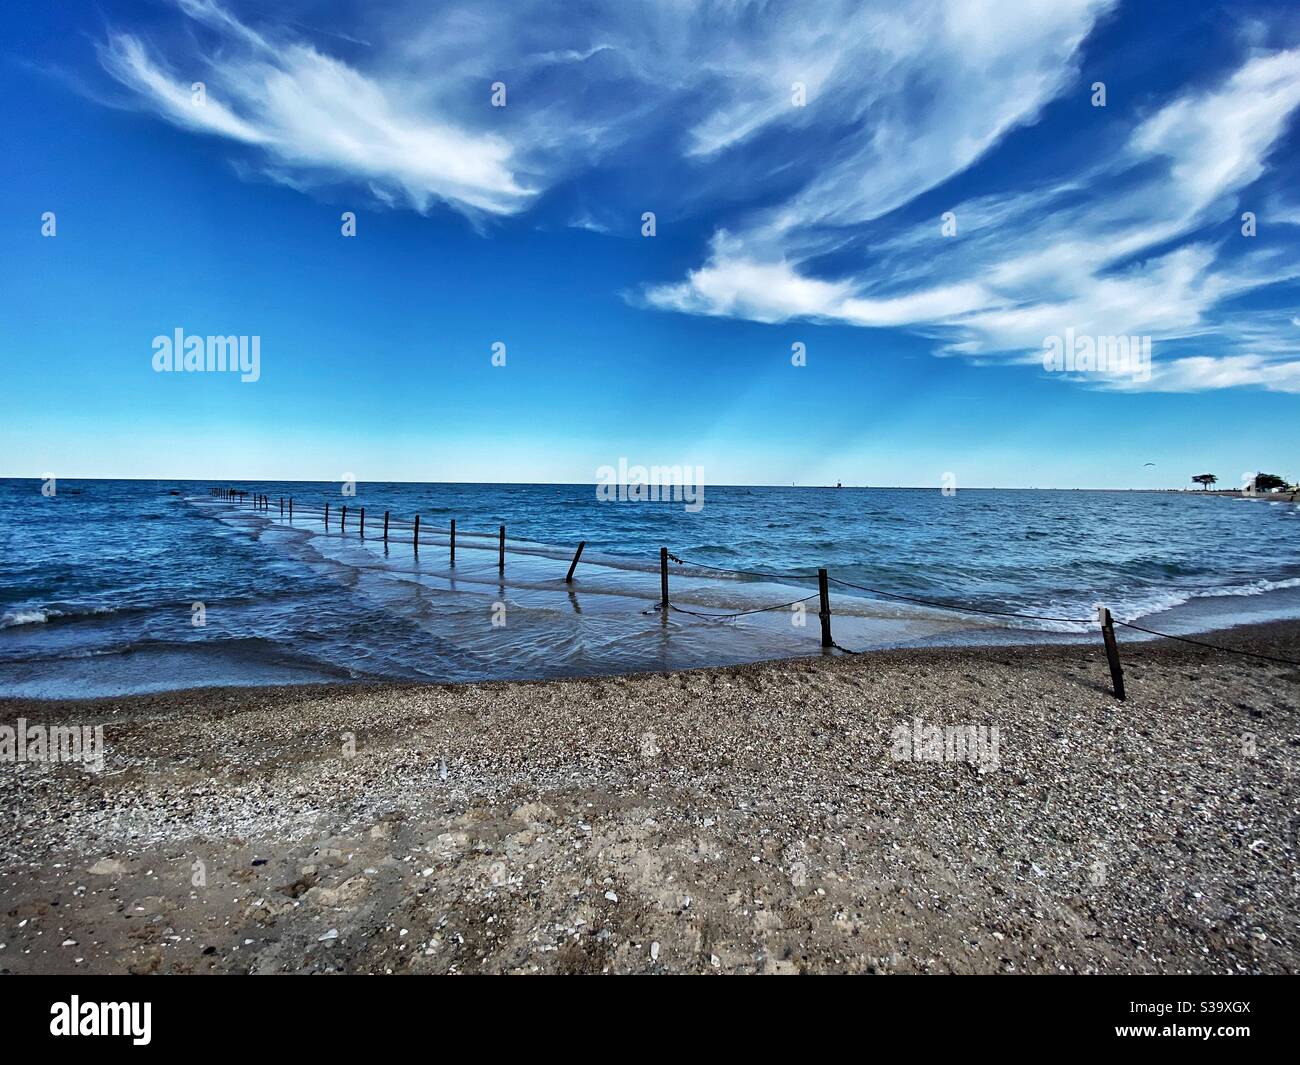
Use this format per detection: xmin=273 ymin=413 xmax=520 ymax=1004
xmin=91 ymin=2 xmax=1300 ymax=393
xmin=101 ymin=35 xmax=267 ymax=144
xmin=1131 ymin=49 xmax=1300 ymax=217
xmin=1126 ymin=354 xmax=1300 ymax=393
xmin=99 ymin=7 xmax=533 ymax=216
xmin=645 ymin=239 xmax=991 ymax=326
xmin=650 ymin=43 xmax=1300 ymax=392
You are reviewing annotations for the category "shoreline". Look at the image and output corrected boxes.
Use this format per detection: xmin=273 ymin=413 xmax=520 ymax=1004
xmin=7 ymin=587 xmax=1300 ymax=703
xmin=1 ymin=616 xmax=1298 ymax=710
xmin=3 ymin=619 xmax=1297 ymax=974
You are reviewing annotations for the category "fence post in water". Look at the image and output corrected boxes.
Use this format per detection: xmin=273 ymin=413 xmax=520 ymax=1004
xmin=413 ymin=514 xmax=420 ymax=553
xmin=498 ymin=525 xmax=505 ymax=572
xmin=341 ymin=505 xmax=347 ymax=532
xmin=289 ymin=498 xmax=293 ymax=520
xmin=566 ymin=541 xmax=586 ymax=583
xmin=818 ymin=568 xmax=833 ymax=649
xmin=1098 ymin=605 xmax=1126 ymax=701
xmin=450 ymin=519 xmax=456 ymax=564
xmin=660 ymin=547 xmax=670 ymax=621
xmin=279 ymin=497 xmax=283 ymax=517
xmin=360 ymin=508 xmax=365 ymax=538
xmin=325 ymin=502 xmax=330 ymax=529
xmin=383 ymin=511 xmax=389 ymax=541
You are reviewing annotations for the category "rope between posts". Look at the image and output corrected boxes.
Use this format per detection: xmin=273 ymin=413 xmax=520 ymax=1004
xmin=1112 ymin=618 xmax=1300 ymax=667
xmin=668 ymin=551 xmax=1093 ymax=625
xmin=667 ymin=553 xmax=820 ymax=581
xmin=667 ymin=592 xmax=821 ymax=620
xmin=826 ymin=575 xmax=1092 ymax=624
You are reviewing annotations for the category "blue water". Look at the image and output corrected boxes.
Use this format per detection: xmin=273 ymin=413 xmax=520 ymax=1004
xmin=2 ymin=478 xmax=1299 ymax=697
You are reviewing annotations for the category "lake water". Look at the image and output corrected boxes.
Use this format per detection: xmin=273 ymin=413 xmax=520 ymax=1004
xmin=2 ymin=478 xmax=1298 ymax=697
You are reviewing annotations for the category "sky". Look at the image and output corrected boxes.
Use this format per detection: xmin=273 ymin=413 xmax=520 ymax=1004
xmin=2 ymin=0 xmax=1299 ymax=488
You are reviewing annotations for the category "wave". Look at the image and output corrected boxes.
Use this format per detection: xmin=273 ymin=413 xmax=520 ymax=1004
xmin=1019 ymin=576 xmax=1300 ymax=635
xmin=1 ymin=605 xmax=118 ymax=629
xmin=1 ymin=609 xmax=53 ymax=628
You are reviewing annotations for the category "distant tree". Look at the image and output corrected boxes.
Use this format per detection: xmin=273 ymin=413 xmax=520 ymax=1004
xmin=1191 ymin=473 xmax=1217 ymax=490
xmin=1255 ymin=472 xmax=1287 ymax=491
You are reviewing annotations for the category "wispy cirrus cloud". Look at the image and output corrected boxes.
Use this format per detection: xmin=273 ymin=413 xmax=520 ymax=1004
xmin=647 ymin=41 xmax=1300 ymax=391
xmin=91 ymin=1 xmax=1300 ymax=391
xmin=99 ymin=2 xmax=535 ymax=216
xmin=1116 ymin=353 xmax=1300 ymax=393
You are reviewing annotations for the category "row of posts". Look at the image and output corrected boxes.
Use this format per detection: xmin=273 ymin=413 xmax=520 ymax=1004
xmin=221 ymin=488 xmax=573 ymax=580
xmin=654 ymin=549 xmax=1125 ymax=699
xmin=216 ymin=486 xmax=1125 ymax=701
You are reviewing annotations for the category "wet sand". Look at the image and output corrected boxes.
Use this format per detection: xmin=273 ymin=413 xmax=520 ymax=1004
xmin=2 ymin=621 xmax=1297 ymax=974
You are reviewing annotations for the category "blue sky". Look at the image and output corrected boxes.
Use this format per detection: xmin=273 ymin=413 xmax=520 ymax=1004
xmin=2 ymin=0 xmax=1299 ymax=487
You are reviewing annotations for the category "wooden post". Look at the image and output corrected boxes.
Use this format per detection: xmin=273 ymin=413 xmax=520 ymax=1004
xmin=383 ymin=511 xmax=389 ymax=541
xmin=360 ymin=508 xmax=365 ymax=537
xmin=566 ymin=541 xmax=586 ymax=582
xmin=1098 ymin=605 xmax=1126 ymax=701
xmin=450 ymin=519 xmax=456 ymax=564
xmin=660 ymin=547 xmax=669 ymax=620
xmin=413 ymin=514 xmax=420 ymax=551
xmin=818 ymin=568 xmax=832 ymax=649
xmin=498 ymin=525 xmax=505 ymax=572
xmin=324 ymin=502 xmax=329 ymax=529
xmin=341 ymin=505 xmax=347 ymax=532
xmin=279 ymin=497 xmax=284 ymax=517
xmin=289 ymin=498 xmax=293 ymax=520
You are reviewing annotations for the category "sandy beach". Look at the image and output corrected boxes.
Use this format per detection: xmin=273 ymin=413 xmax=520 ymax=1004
xmin=2 ymin=621 xmax=1297 ymax=975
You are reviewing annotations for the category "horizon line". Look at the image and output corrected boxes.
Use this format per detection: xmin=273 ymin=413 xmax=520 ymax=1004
xmin=1 ymin=475 xmax=1239 ymax=493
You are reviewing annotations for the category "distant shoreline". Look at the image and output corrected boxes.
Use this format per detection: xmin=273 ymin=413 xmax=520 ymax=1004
xmin=1 ymin=476 xmax=1293 ymax=495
